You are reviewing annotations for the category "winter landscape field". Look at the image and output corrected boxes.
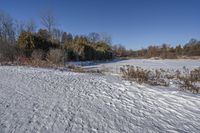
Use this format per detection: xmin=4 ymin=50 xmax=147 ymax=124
xmin=1 ymin=0 xmax=200 ymax=132
xmin=0 ymin=59 xmax=200 ymax=133
xmin=83 ymin=58 xmax=200 ymax=73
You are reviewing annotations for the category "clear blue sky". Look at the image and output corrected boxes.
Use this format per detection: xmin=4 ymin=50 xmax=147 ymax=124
xmin=1 ymin=0 xmax=200 ymax=49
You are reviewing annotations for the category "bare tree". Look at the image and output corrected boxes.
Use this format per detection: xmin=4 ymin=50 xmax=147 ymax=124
xmin=15 ymin=19 xmax=36 ymax=39
xmin=88 ymin=32 xmax=100 ymax=43
xmin=88 ymin=32 xmax=112 ymax=44
xmin=99 ymin=32 xmax=112 ymax=45
xmin=26 ymin=19 xmax=37 ymax=33
xmin=61 ymin=32 xmax=73 ymax=48
xmin=40 ymin=12 xmax=56 ymax=34
xmin=15 ymin=20 xmax=25 ymax=38
xmin=0 ymin=11 xmax=15 ymax=44
xmin=0 ymin=11 xmax=17 ymax=61
xmin=52 ymin=28 xmax=63 ymax=43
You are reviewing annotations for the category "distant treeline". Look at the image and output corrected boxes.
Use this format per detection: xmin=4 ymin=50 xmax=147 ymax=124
xmin=113 ymin=39 xmax=200 ymax=59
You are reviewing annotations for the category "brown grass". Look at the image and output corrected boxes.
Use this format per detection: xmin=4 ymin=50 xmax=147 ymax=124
xmin=177 ymin=67 xmax=200 ymax=93
xmin=120 ymin=65 xmax=200 ymax=93
xmin=120 ymin=65 xmax=169 ymax=86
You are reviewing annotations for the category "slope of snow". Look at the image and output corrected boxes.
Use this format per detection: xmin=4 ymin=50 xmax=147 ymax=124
xmin=0 ymin=66 xmax=200 ymax=132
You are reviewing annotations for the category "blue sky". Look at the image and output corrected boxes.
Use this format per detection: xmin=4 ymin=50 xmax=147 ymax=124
xmin=0 ymin=0 xmax=200 ymax=49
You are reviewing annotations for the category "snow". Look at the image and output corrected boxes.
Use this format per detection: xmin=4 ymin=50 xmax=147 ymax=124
xmin=83 ymin=59 xmax=200 ymax=73
xmin=0 ymin=64 xmax=200 ymax=132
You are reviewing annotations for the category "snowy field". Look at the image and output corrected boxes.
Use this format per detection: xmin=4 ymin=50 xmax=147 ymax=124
xmin=0 ymin=60 xmax=200 ymax=132
xmin=83 ymin=59 xmax=200 ymax=74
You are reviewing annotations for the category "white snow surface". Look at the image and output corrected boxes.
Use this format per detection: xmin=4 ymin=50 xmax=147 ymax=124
xmin=83 ymin=59 xmax=200 ymax=73
xmin=0 ymin=65 xmax=200 ymax=133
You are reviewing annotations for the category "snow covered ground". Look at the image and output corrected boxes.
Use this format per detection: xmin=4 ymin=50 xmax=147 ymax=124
xmin=0 ymin=63 xmax=200 ymax=132
xmin=83 ymin=59 xmax=200 ymax=74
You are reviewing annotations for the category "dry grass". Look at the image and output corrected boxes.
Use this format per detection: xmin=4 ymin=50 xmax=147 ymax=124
xmin=177 ymin=56 xmax=200 ymax=60
xmin=177 ymin=67 xmax=200 ymax=93
xmin=120 ymin=65 xmax=169 ymax=86
xmin=66 ymin=64 xmax=103 ymax=74
xmin=120 ymin=65 xmax=200 ymax=93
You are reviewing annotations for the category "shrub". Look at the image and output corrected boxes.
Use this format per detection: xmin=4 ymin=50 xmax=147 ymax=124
xmin=177 ymin=67 xmax=200 ymax=93
xmin=31 ymin=49 xmax=45 ymax=60
xmin=18 ymin=32 xmax=35 ymax=50
xmin=120 ymin=66 xmax=149 ymax=83
xmin=120 ymin=65 xmax=169 ymax=86
xmin=93 ymin=42 xmax=113 ymax=60
xmin=17 ymin=31 xmax=59 ymax=57
xmin=0 ymin=41 xmax=17 ymax=62
xmin=47 ymin=49 xmax=64 ymax=65
xmin=121 ymin=65 xmax=200 ymax=93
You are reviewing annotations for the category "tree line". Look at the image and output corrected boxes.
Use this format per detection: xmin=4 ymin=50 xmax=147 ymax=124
xmin=0 ymin=10 xmax=200 ymax=65
xmin=113 ymin=40 xmax=200 ymax=59
xmin=0 ymin=11 xmax=113 ymax=64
